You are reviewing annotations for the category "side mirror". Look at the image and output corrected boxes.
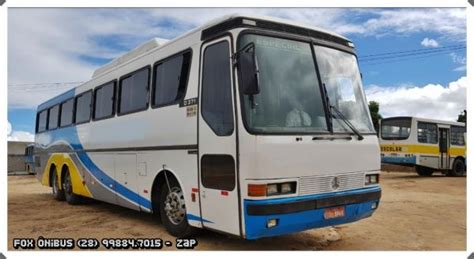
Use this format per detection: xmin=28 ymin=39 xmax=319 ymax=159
xmin=238 ymin=43 xmax=260 ymax=95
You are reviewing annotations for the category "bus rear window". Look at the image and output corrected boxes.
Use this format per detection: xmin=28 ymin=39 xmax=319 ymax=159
xmin=381 ymin=118 xmax=411 ymax=140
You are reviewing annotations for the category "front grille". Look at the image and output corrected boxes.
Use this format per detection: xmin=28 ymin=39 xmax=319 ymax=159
xmin=299 ymin=172 xmax=366 ymax=195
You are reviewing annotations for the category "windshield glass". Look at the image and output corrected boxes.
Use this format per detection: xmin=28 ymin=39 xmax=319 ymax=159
xmin=314 ymin=45 xmax=374 ymax=133
xmin=381 ymin=118 xmax=412 ymax=140
xmin=238 ymin=33 xmax=374 ymax=134
xmin=239 ymin=34 xmax=328 ymax=133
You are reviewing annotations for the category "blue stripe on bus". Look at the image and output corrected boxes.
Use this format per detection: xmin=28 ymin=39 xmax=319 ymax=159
xmin=381 ymin=156 xmax=416 ymax=164
xmin=39 ymin=125 xmax=152 ymax=209
xmin=37 ymin=88 xmax=75 ymax=111
xmin=76 ymin=151 xmax=152 ymax=209
xmin=187 ymin=213 xmax=213 ymax=223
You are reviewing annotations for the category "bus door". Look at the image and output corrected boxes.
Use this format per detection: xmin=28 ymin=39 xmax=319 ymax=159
xmin=439 ymin=128 xmax=450 ymax=169
xmin=198 ymin=37 xmax=240 ymax=236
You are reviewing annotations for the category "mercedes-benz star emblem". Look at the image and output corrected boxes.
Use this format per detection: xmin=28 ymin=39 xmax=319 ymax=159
xmin=331 ymin=177 xmax=340 ymax=190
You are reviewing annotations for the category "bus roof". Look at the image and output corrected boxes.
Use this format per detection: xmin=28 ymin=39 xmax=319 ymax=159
xmin=382 ymin=116 xmax=465 ymax=127
xmin=37 ymin=14 xmax=351 ymax=111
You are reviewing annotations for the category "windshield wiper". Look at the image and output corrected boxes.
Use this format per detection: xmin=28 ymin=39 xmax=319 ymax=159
xmin=330 ymin=105 xmax=364 ymax=140
xmin=322 ymin=83 xmax=364 ymax=140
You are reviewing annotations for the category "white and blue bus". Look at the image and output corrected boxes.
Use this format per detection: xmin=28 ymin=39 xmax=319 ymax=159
xmin=34 ymin=14 xmax=381 ymax=240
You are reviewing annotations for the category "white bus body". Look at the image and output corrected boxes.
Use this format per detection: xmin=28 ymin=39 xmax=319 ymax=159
xmin=34 ymin=14 xmax=381 ymax=239
xmin=379 ymin=116 xmax=466 ymax=176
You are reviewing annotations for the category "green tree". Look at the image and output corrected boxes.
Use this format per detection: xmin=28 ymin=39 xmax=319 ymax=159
xmin=368 ymin=101 xmax=383 ymax=132
xmin=457 ymin=110 xmax=466 ymax=123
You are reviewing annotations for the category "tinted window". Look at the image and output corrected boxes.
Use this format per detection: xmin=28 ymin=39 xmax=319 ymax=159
xmin=451 ymin=126 xmax=465 ymax=146
xmin=153 ymin=52 xmax=191 ymax=107
xmin=119 ymin=67 xmax=149 ymax=114
xmin=202 ymin=41 xmax=234 ymax=136
xmin=381 ymin=118 xmax=412 ymax=140
xmin=94 ymin=81 xmax=116 ymax=120
xmin=60 ymin=98 xmax=74 ymax=127
xmin=75 ymin=91 xmax=92 ymax=124
xmin=48 ymin=105 xmax=60 ymax=130
xmin=417 ymin=122 xmax=437 ymax=144
xmin=201 ymin=155 xmax=235 ymax=191
xmin=37 ymin=110 xmax=48 ymax=133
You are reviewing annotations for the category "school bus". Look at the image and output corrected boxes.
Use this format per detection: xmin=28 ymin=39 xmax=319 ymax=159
xmin=379 ymin=116 xmax=466 ymax=176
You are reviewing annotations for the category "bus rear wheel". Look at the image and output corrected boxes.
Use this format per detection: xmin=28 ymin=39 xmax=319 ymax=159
xmin=159 ymin=178 xmax=198 ymax=237
xmin=449 ymin=159 xmax=465 ymax=177
xmin=62 ymin=169 xmax=82 ymax=205
xmin=416 ymin=166 xmax=434 ymax=176
xmin=52 ymin=168 xmax=65 ymax=201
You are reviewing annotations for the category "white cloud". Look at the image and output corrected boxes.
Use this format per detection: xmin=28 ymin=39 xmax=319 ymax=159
xmin=449 ymin=52 xmax=466 ymax=71
xmin=420 ymin=38 xmax=439 ymax=48
xmin=365 ymin=77 xmax=466 ymax=121
xmin=359 ymin=8 xmax=466 ymax=41
xmin=7 ymin=121 xmax=35 ymax=142
xmin=8 ymin=8 xmax=466 ymax=109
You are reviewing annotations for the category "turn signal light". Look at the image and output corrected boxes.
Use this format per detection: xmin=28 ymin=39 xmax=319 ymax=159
xmin=248 ymin=184 xmax=267 ymax=197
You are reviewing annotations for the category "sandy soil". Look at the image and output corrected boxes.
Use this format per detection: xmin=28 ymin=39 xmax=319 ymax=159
xmin=7 ymin=171 xmax=466 ymax=250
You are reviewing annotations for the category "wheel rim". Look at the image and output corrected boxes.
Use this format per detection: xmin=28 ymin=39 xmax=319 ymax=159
xmin=164 ymin=186 xmax=186 ymax=225
xmin=63 ymin=173 xmax=72 ymax=195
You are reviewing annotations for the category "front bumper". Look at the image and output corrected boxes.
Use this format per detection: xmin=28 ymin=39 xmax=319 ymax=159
xmin=243 ymin=186 xmax=381 ymax=240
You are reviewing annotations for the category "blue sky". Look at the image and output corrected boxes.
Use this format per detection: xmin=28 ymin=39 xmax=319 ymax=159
xmin=7 ymin=8 xmax=466 ymax=141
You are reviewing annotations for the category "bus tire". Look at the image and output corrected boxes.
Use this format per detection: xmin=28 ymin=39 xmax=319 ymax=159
xmin=416 ymin=166 xmax=433 ymax=176
xmin=51 ymin=167 xmax=65 ymax=201
xmin=62 ymin=168 xmax=82 ymax=205
xmin=449 ymin=159 xmax=465 ymax=177
xmin=159 ymin=178 xmax=198 ymax=237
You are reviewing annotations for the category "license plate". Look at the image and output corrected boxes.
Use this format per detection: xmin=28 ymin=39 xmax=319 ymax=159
xmin=324 ymin=206 xmax=345 ymax=219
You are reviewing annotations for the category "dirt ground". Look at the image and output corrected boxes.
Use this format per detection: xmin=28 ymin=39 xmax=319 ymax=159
xmin=8 ymin=171 xmax=466 ymax=251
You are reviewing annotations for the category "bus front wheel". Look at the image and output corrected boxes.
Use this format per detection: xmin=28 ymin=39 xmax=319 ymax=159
xmin=449 ymin=159 xmax=466 ymax=177
xmin=416 ymin=166 xmax=434 ymax=177
xmin=159 ymin=178 xmax=198 ymax=237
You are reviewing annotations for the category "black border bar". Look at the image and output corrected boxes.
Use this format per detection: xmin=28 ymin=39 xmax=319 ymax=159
xmin=247 ymin=190 xmax=381 ymax=216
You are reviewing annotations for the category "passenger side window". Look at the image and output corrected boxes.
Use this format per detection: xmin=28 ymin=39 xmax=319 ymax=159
xmin=153 ymin=52 xmax=191 ymax=107
xmin=94 ymin=81 xmax=116 ymax=120
xmin=417 ymin=122 xmax=437 ymax=144
xmin=60 ymin=98 xmax=74 ymax=127
xmin=75 ymin=91 xmax=92 ymax=124
xmin=451 ymin=126 xmax=465 ymax=146
xmin=118 ymin=67 xmax=150 ymax=115
xmin=37 ymin=110 xmax=48 ymax=133
xmin=201 ymin=41 xmax=234 ymax=136
xmin=48 ymin=105 xmax=60 ymax=130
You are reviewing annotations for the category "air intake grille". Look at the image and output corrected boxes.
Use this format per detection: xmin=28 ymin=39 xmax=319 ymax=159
xmin=299 ymin=172 xmax=366 ymax=196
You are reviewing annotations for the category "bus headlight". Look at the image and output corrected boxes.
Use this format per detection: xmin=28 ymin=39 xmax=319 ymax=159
xmin=280 ymin=182 xmax=294 ymax=194
xmin=266 ymin=184 xmax=279 ymax=196
xmin=365 ymin=174 xmax=379 ymax=185
xmin=248 ymin=182 xmax=297 ymax=197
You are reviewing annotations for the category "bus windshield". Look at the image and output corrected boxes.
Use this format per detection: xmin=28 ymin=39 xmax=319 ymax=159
xmin=238 ymin=33 xmax=374 ymax=134
xmin=381 ymin=118 xmax=412 ymax=140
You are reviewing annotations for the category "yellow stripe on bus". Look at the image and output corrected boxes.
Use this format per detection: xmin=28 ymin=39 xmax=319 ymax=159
xmin=42 ymin=153 xmax=93 ymax=198
xmin=380 ymin=144 xmax=466 ymax=157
